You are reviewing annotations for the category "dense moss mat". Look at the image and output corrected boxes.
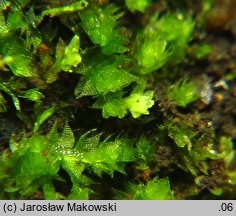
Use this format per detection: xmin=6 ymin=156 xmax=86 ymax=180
xmin=0 ymin=0 xmax=236 ymax=199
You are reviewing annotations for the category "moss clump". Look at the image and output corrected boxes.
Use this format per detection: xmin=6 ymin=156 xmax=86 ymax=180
xmin=0 ymin=0 xmax=235 ymax=200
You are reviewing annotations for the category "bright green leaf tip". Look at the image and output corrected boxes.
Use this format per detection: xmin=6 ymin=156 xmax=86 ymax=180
xmin=129 ymin=177 xmax=174 ymax=200
xmin=136 ymin=31 xmax=169 ymax=74
xmin=167 ymin=80 xmax=199 ymax=107
xmin=75 ymin=55 xmax=137 ymax=97
xmin=125 ymin=0 xmax=152 ymax=13
xmin=93 ymin=83 xmax=155 ymax=119
xmin=79 ymin=4 xmax=127 ymax=55
xmin=33 ymin=106 xmax=55 ymax=133
xmin=42 ymin=1 xmax=88 ymax=17
xmin=19 ymin=88 xmax=44 ymax=102
xmin=46 ymin=35 xmax=82 ymax=83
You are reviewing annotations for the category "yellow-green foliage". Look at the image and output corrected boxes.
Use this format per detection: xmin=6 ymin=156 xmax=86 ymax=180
xmin=79 ymin=4 xmax=128 ymax=55
xmin=93 ymin=82 xmax=154 ymax=118
xmin=0 ymin=0 xmax=235 ymax=200
xmin=135 ymin=31 xmax=169 ymax=74
xmin=0 ymin=124 xmax=136 ymax=199
xmin=125 ymin=0 xmax=151 ymax=13
xmin=115 ymin=177 xmax=174 ymax=200
xmin=167 ymin=80 xmax=199 ymax=107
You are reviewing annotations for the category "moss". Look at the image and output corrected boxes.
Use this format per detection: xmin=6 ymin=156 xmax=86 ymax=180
xmin=0 ymin=0 xmax=235 ymax=200
xmin=125 ymin=0 xmax=151 ymax=13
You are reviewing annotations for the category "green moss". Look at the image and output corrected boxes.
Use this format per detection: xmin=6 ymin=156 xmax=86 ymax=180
xmin=167 ymin=79 xmax=199 ymax=107
xmin=0 ymin=123 xmax=136 ymax=199
xmin=93 ymin=82 xmax=154 ymax=118
xmin=135 ymin=31 xmax=169 ymax=74
xmin=79 ymin=4 xmax=128 ymax=55
xmin=45 ymin=35 xmax=82 ymax=83
xmin=0 ymin=0 xmax=235 ymax=200
xmin=125 ymin=0 xmax=151 ymax=13
xmin=75 ymin=55 xmax=137 ymax=97
xmin=115 ymin=177 xmax=174 ymax=200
